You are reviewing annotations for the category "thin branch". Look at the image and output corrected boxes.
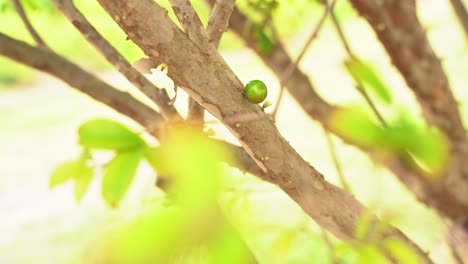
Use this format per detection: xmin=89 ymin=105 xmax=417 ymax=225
xmin=272 ymin=0 xmax=336 ymax=118
xmin=330 ymin=11 xmax=387 ymax=127
xmin=168 ymin=0 xmax=213 ymax=53
xmin=51 ymin=0 xmax=182 ymax=121
xmin=323 ymin=127 xmax=351 ymax=193
xmin=0 ymin=32 xmax=161 ymax=130
xmin=450 ymin=0 xmax=468 ymax=40
xmin=11 ymin=0 xmax=48 ymax=48
xmin=206 ymin=0 xmax=236 ymax=48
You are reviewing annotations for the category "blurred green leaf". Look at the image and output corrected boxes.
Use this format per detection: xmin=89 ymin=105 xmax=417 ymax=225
xmin=270 ymin=230 xmax=297 ymax=261
xmin=384 ymin=238 xmax=421 ymax=264
xmin=344 ymin=58 xmax=393 ymax=104
xmin=381 ymin=114 xmax=449 ymax=175
xmin=143 ymin=146 xmax=167 ymax=173
xmin=328 ymin=107 xmax=383 ymax=147
xmin=255 ymin=29 xmax=274 ymax=55
xmin=78 ymin=118 xmax=145 ymax=150
xmin=73 ymin=164 xmax=94 ymax=202
xmin=355 ymin=210 xmax=373 ymax=241
xmin=335 ymin=243 xmax=359 ymax=264
xmin=49 ymin=161 xmax=80 ymax=188
xmin=101 ymin=150 xmax=143 ymax=208
xmin=358 ymin=245 xmax=389 ymax=264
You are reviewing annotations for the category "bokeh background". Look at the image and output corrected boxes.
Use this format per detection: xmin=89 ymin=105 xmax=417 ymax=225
xmin=1 ymin=0 xmax=468 ymax=263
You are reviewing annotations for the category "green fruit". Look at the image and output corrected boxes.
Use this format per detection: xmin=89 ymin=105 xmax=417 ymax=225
xmin=244 ymin=80 xmax=268 ymax=104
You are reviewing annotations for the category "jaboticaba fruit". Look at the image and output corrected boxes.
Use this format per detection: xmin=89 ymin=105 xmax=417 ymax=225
xmin=244 ymin=80 xmax=268 ymax=104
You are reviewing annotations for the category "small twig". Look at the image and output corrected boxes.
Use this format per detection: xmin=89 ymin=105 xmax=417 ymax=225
xmin=169 ymin=0 xmax=213 ymax=53
xmin=272 ymin=0 xmax=337 ymax=119
xmin=320 ymin=229 xmax=339 ymax=264
xmin=11 ymin=0 xmax=48 ymax=48
xmin=51 ymin=0 xmax=182 ymax=121
xmin=330 ymin=8 xmax=387 ymax=127
xmin=450 ymin=0 xmax=468 ymax=40
xmin=322 ymin=126 xmax=351 ymax=193
xmin=206 ymin=0 xmax=236 ymax=47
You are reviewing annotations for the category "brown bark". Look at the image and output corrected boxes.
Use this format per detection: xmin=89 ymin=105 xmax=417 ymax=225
xmin=51 ymin=0 xmax=181 ymax=121
xmin=95 ymin=1 xmax=433 ymax=261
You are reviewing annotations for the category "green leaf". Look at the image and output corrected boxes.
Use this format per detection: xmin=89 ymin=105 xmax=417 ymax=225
xmin=102 ymin=150 xmax=143 ymax=208
xmin=74 ymin=165 xmax=94 ymax=203
xmin=49 ymin=161 xmax=80 ymax=188
xmin=384 ymin=238 xmax=421 ymax=264
xmin=358 ymin=245 xmax=389 ymax=264
xmin=254 ymin=28 xmax=273 ymax=55
xmin=328 ymin=107 xmax=383 ymax=147
xmin=355 ymin=210 xmax=373 ymax=241
xmin=380 ymin=114 xmax=449 ymax=175
xmin=78 ymin=118 xmax=145 ymax=150
xmin=344 ymin=59 xmax=393 ymax=104
xmin=143 ymin=146 xmax=167 ymax=173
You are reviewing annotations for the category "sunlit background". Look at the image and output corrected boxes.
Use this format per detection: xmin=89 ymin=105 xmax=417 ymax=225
xmin=1 ymin=0 xmax=468 ymax=263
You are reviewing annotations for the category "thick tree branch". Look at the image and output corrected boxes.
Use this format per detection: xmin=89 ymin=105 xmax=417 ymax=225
xmin=51 ymin=0 xmax=181 ymax=121
xmin=450 ymin=0 xmax=468 ymax=40
xmin=219 ymin=2 xmax=468 ymax=221
xmin=95 ymin=1 xmax=433 ymax=261
xmin=11 ymin=0 xmax=48 ymax=48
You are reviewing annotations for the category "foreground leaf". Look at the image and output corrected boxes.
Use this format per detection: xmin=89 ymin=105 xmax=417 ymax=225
xmin=345 ymin=58 xmax=392 ymax=104
xmin=74 ymin=165 xmax=94 ymax=202
xmin=78 ymin=118 xmax=145 ymax=150
xmin=328 ymin=107 xmax=383 ymax=147
xmin=102 ymin=150 xmax=143 ymax=208
xmin=49 ymin=161 xmax=80 ymax=188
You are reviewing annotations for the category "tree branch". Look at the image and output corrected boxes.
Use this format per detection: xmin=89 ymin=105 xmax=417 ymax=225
xmin=11 ymin=0 xmax=48 ymax=48
xmin=272 ymin=0 xmax=336 ymax=118
xmin=206 ymin=0 xmax=236 ymax=48
xmin=51 ymin=0 xmax=181 ymax=121
xmin=95 ymin=1 xmax=433 ymax=261
xmin=217 ymin=1 xmax=468 ymax=221
xmin=0 ymin=32 xmax=162 ymax=130
xmin=450 ymin=0 xmax=468 ymax=40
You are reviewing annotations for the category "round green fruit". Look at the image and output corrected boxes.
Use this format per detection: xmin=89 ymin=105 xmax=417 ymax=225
xmin=244 ymin=80 xmax=268 ymax=104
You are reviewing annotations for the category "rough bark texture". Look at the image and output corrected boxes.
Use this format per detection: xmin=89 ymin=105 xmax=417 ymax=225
xmin=349 ymin=0 xmax=468 ymax=220
xmin=95 ymin=1 xmax=433 ymax=261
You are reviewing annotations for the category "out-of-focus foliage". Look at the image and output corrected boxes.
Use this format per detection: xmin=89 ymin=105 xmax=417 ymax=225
xmin=334 ymin=209 xmax=422 ymax=264
xmin=344 ymin=58 xmax=393 ymax=104
xmin=49 ymin=149 xmax=94 ymax=202
xmin=329 ymin=107 xmax=449 ymax=177
xmin=49 ymin=119 xmax=254 ymax=262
